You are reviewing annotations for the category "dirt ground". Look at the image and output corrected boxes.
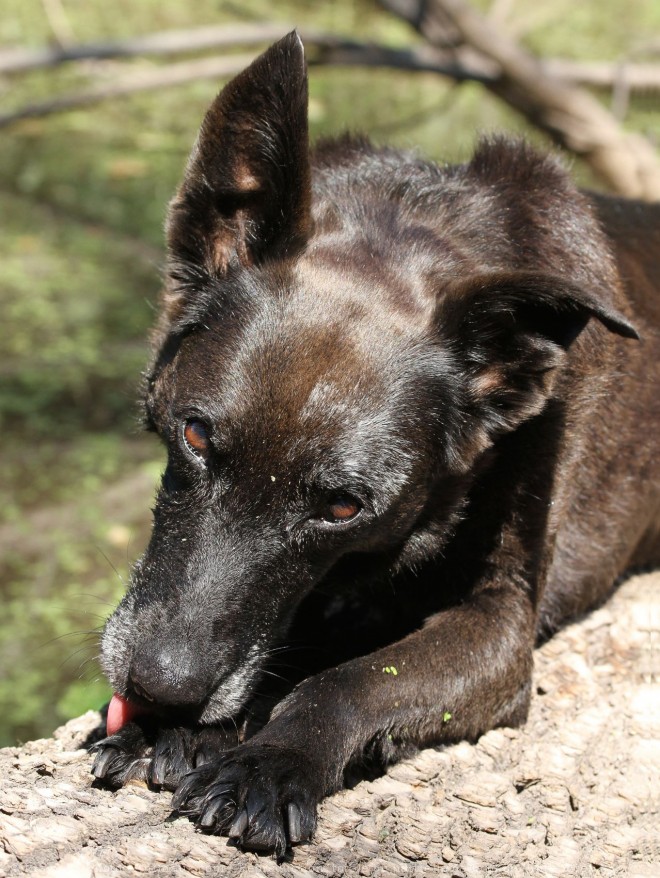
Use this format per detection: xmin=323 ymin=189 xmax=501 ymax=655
xmin=1 ymin=572 xmax=658 ymax=878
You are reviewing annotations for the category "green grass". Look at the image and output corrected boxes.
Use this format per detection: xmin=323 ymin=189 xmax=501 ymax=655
xmin=0 ymin=0 xmax=657 ymax=746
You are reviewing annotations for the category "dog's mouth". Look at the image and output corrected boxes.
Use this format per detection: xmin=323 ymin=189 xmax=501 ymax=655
xmin=105 ymin=647 xmax=267 ymax=736
xmin=106 ymin=689 xmax=210 ymax=736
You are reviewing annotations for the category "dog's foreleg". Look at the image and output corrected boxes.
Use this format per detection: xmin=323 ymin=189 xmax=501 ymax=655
xmin=172 ymin=582 xmax=535 ymax=855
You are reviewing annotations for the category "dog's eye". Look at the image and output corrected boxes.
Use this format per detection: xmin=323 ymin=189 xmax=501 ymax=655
xmin=324 ymin=494 xmax=362 ymax=524
xmin=182 ymin=419 xmax=211 ymax=461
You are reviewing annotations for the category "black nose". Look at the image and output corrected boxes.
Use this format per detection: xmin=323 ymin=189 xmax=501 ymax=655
xmin=128 ymin=642 xmax=214 ymax=709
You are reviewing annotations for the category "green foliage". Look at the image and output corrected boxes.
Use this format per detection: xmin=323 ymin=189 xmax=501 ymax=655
xmin=0 ymin=195 xmax=156 ymax=433
xmin=0 ymin=445 xmax=161 ymax=746
xmin=0 ymin=568 xmax=116 ymax=744
xmin=0 ymin=0 xmax=657 ymax=746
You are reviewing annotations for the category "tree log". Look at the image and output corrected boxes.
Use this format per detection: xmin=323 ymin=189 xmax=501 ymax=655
xmin=1 ymin=573 xmax=657 ymax=877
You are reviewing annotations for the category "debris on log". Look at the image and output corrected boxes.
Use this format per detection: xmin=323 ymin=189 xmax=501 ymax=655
xmin=1 ymin=573 xmax=658 ymax=877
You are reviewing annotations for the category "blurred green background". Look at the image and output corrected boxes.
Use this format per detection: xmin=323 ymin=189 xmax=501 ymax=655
xmin=1 ymin=0 xmax=658 ymax=746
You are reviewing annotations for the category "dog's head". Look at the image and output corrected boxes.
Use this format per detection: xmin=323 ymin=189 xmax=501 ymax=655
xmin=101 ymin=33 xmax=637 ymax=723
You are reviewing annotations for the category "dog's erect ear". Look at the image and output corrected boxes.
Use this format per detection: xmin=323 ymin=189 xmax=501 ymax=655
xmin=165 ymin=32 xmax=311 ymax=309
xmin=437 ymin=271 xmax=638 ymax=441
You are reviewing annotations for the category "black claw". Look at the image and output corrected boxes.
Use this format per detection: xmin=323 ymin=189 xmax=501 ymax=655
xmin=151 ymin=752 xmax=168 ymax=786
xmin=198 ymin=790 xmax=233 ymax=829
xmin=229 ymin=808 xmax=249 ymax=838
xmin=90 ymin=734 xmax=120 ymax=754
xmin=91 ymin=747 xmax=117 ymax=778
xmin=171 ymin=781 xmax=193 ymax=811
xmin=198 ymin=805 xmax=220 ymax=828
xmin=287 ymin=802 xmax=301 ymax=843
xmin=194 ymin=749 xmax=213 ymax=768
xmin=301 ymin=808 xmax=316 ymax=841
xmin=172 ymin=772 xmax=205 ymax=812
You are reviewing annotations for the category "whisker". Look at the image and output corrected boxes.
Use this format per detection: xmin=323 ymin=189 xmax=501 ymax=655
xmin=48 ymin=606 xmax=108 ymax=621
xmin=259 ymin=668 xmax=289 ymax=684
xmin=95 ymin=546 xmax=126 ymax=585
xmin=59 ymin=643 xmax=101 ymax=671
xmin=260 ymin=642 xmax=310 ymax=658
xmin=38 ymin=629 xmax=102 ymax=650
xmin=65 ymin=593 xmax=118 ymax=607
xmin=265 ymin=659 xmax=301 ymax=670
xmin=227 ymin=713 xmax=240 ymax=746
xmin=77 ymin=648 xmax=101 ymax=667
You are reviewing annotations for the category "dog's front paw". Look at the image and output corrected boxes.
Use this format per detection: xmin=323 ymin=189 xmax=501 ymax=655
xmin=172 ymin=744 xmax=321 ymax=856
xmin=91 ymin=722 xmax=239 ymax=790
xmin=91 ymin=721 xmax=154 ymax=788
xmin=91 ymin=721 xmax=192 ymax=789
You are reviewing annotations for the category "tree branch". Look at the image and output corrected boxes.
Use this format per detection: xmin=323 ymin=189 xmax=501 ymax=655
xmin=2 ymin=23 xmax=659 ymax=91
xmin=2 ymin=15 xmax=659 ymax=197
xmin=0 ymin=24 xmax=292 ymax=74
xmin=0 ymin=39 xmax=498 ymax=130
xmin=542 ymin=59 xmax=660 ymax=92
xmin=379 ymin=0 xmax=660 ymax=199
xmin=0 ymin=56 xmax=257 ymax=127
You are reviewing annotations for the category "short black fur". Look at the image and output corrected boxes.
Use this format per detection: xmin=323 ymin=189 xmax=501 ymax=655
xmin=92 ymin=32 xmax=660 ymax=859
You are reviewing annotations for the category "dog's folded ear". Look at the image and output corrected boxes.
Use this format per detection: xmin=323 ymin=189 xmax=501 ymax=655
xmin=437 ymin=271 xmax=639 ymax=439
xmin=165 ymin=31 xmax=311 ymax=314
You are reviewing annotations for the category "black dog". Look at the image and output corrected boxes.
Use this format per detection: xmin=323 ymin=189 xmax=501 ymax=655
xmin=92 ymin=33 xmax=660 ymax=856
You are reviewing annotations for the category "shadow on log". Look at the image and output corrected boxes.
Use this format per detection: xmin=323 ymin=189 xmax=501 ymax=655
xmin=1 ymin=573 xmax=658 ymax=877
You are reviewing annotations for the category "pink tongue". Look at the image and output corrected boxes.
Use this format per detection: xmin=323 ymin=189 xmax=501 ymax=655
xmin=107 ymin=693 xmax=148 ymax=736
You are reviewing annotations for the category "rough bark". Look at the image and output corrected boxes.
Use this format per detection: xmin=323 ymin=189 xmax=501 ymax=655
xmin=1 ymin=573 xmax=658 ymax=878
